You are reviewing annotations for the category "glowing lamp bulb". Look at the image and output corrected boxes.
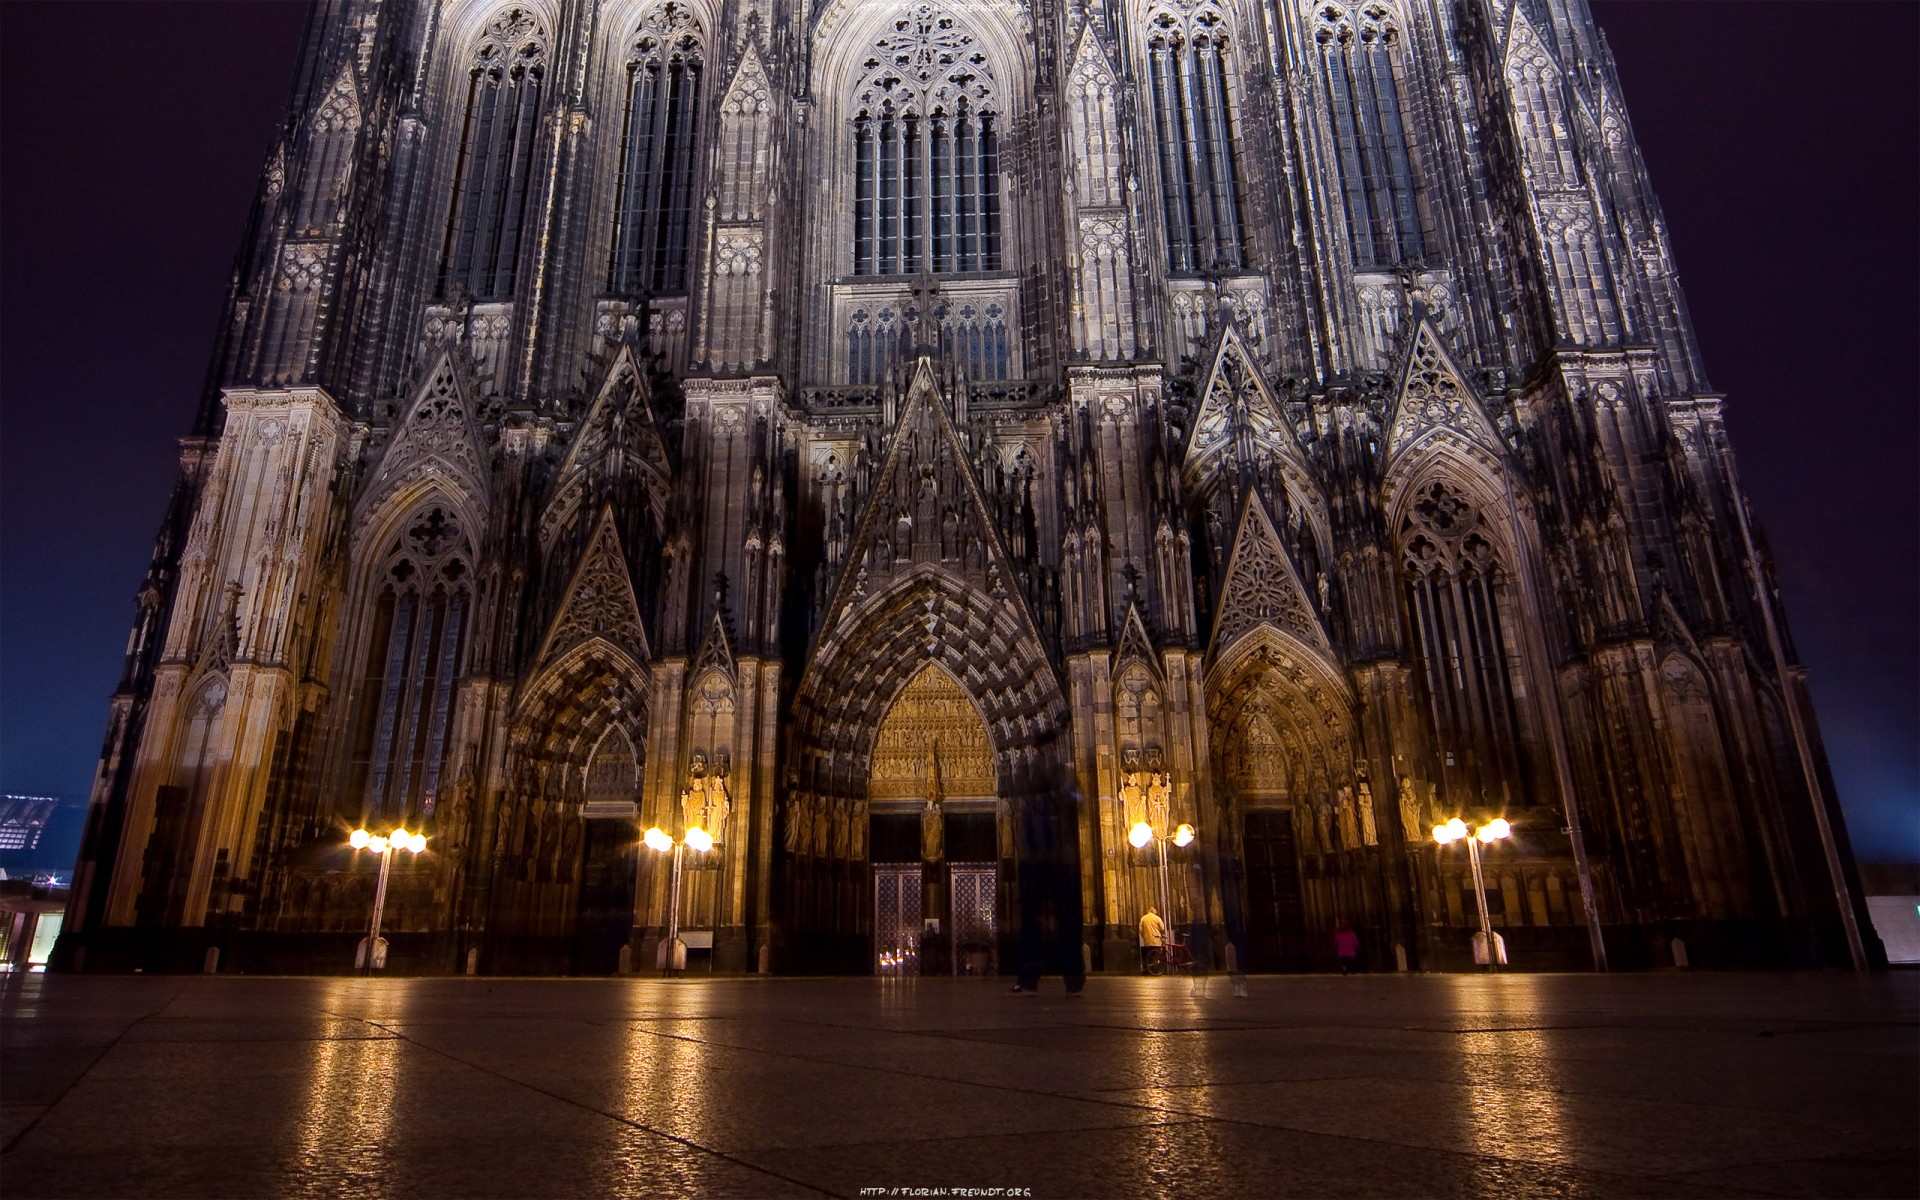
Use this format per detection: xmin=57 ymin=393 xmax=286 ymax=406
xmin=1173 ymin=823 xmax=1195 ymax=848
xmin=349 ymin=829 xmax=370 ymax=850
xmin=369 ymin=835 xmax=389 ymax=854
xmin=391 ymin=827 xmax=409 ymax=846
xmin=408 ymin=833 xmax=428 ymax=853
xmin=1445 ymin=817 xmax=1469 ymax=842
xmin=685 ymin=826 xmax=714 ymax=853
xmin=1483 ymin=818 xmax=1512 ymax=841
xmin=643 ymin=827 xmax=673 ymax=853
xmin=1128 ymin=822 xmax=1154 ymax=849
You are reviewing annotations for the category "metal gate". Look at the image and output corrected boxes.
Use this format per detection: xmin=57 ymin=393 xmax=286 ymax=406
xmin=874 ymin=865 xmax=923 ymax=975
xmin=949 ymin=862 xmax=998 ymax=975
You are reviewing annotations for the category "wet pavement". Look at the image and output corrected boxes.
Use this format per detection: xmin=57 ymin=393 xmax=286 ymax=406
xmin=2 ymin=971 xmax=1914 ymax=1198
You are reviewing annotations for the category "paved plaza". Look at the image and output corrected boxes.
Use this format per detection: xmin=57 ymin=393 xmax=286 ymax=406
xmin=2 ymin=971 xmax=1914 ymax=1198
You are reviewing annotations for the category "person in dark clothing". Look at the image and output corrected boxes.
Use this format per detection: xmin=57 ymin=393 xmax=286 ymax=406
xmin=1009 ymin=739 xmax=1085 ymax=995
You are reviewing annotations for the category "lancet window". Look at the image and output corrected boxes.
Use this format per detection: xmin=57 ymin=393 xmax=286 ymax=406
xmin=850 ymin=5 xmax=1002 ymax=276
xmin=1398 ymin=481 xmax=1526 ymax=794
xmin=439 ymin=8 xmax=549 ymax=300
xmin=1145 ymin=0 xmax=1247 ymax=272
xmin=1312 ymin=1 xmax=1423 ymax=267
xmin=609 ymin=4 xmax=705 ymax=294
xmin=347 ymin=507 xmax=473 ymax=820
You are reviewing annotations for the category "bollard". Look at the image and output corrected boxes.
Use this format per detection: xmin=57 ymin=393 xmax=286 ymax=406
xmin=203 ymin=947 xmax=220 ymax=974
xmin=758 ymin=943 xmax=771 ymax=974
xmin=1394 ymin=943 xmax=1408 ymax=972
xmin=618 ymin=944 xmax=633 ymax=974
xmin=1671 ymin=937 xmax=1689 ymax=969
xmin=465 ymin=947 xmax=479 ymax=975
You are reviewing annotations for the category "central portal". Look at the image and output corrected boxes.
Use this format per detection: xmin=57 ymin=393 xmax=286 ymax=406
xmin=868 ymin=664 xmax=1003 ymax=975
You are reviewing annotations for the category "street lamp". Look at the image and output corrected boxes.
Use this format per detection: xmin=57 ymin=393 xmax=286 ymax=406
xmin=643 ymin=825 xmax=711 ymax=974
xmin=348 ymin=826 xmax=427 ymax=972
xmin=1432 ymin=816 xmax=1511 ymax=970
xmin=1129 ymin=819 xmax=1196 ymax=932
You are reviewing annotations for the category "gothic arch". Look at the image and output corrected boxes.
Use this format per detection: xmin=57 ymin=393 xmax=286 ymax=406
xmin=791 ymin=567 xmax=1067 ymax=807
xmin=514 ymin=637 xmax=652 ymax=775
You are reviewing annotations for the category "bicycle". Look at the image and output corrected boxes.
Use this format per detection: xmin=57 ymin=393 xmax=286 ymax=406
xmin=1144 ymin=936 xmax=1194 ymax=976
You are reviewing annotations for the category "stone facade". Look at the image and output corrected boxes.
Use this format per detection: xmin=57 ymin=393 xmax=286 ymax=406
xmin=60 ymin=0 xmax=1878 ymax=974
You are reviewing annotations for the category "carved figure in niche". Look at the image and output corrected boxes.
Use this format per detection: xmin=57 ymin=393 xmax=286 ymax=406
xmin=703 ymin=772 xmax=731 ymax=841
xmin=1145 ymin=771 xmax=1172 ymax=833
xmin=1316 ymin=802 xmax=1335 ymax=852
xmin=832 ymin=798 xmax=852 ymax=858
xmin=921 ymin=799 xmax=944 ymax=861
xmin=996 ymin=798 xmax=1015 ymax=859
xmin=1357 ymin=778 xmax=1378 ymax=846
xmin=560 ymin=818 xmax=582 ymax=884
xmin=1337 ymin=786 xmax=1360 ymax=850
xmin=809 ymin=796 xmax=829 ymax=857
xmin=443 ymin=764 xmax=474 ymax=857
xmin=783 ymin=796 xmax=807 ymax=853
xmin=941 ymin=506 xmax=959 ymax=560
xmin=1119 ymin=771 xmax=1146 ymax=831
xmin=895 ymin=510 xmax=913 ymax=557
xmin=1398 ymin=776 xmax=1424 ymax=842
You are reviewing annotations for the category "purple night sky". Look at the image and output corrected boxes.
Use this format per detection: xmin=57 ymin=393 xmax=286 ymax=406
xmin=1 ymin=2 xmax=1913 ymax=865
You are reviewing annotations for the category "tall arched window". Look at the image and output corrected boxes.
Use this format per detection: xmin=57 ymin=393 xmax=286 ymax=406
xmin=347 ymin=506 xmax=474 ymax=820
xmin=1312 ymin=1 xmax=1423 ymax=267
xmin=850 ymin=4 xmax=1002 ymax=276
xmin=1398 ymin=481 xmax=1526 ymax=798
xmin=1145 ymin=0 xmax=1246 ymax=272
xmin=440 ymin=8 xmax=549 ymax=300
xmin=609 ymin=4 xmax=705 ymax=294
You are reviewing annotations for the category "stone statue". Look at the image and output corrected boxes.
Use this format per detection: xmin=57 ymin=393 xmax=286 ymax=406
xmin=921 ymin=799 xmax=944 ymax=862
xmin=1357 ymin=778 xmax=1378 ymax=846
xmin=703 ymin=773 xmax=731 ymax=841
xmin=1398 ymin=775 xmax=1424 ymax=842
xmin=1119 ymin=772 xmax=1146 ymax=831
xmin=1337 ymin=786 xmax=1360 ymax=850
xmin=783 ymin=797 xmax=806 ymax=854
xmin=1145 ymin=771 xmax=1172 ymax=833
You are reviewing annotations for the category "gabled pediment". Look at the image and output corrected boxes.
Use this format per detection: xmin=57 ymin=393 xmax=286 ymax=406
xmin=718 ymin=43 xmax=773 ymax=116
xmin=1384 ymin=321 xmax=1505 ymax=468
xmin=361 ymin=352 xmax=488 ymax=516
xmin=693 ymin=608 xmax=736 ymax=683
xmin=313 ymin=63 xmax=362 ymax=132
xmin=1066 ymin=23 xmax=1119 ymax=90
xmin=1183 ymin=324 xmax=1307 ymax=488
xmin=817 ymin=358 xmax=1043 ymax=644
xmin=1113 ymin=602 xmax=1158 ymax=679
xmin=532 ymin=506 xmax=651 ymax=672
xmin=1207 ymin=491 xmax=1334 ymax=663
xmin=540 ymin=345 xmax=672 ymax=550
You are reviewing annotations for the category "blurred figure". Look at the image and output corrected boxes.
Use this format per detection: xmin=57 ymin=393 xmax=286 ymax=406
xmin=1334 ymin=919 xmax=1361 ymax=975
xmin=1010 ymin=736 xmax=1085 ymax=996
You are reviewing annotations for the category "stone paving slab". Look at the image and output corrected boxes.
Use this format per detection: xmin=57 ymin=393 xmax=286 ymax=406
xmin=1 ymin=972 xmax=1914 ymax=1199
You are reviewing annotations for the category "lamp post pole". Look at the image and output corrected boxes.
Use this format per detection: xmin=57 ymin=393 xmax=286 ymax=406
xmin=644 ymin=824 xmax=712 ymax=975
xmin=666 ymin=841 xmax=686 ymax=953
xmin=350 ymin=826 xmax=425 ymax=973
xmin=368 ymin=847 xmax=393 ymax=969
xmin=1434 ymin=817 xmax=1509 ymax=971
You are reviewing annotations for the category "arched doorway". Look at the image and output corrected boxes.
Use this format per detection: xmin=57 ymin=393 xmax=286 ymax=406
xmin=868 ymin=663 xmax=1002 ymax=975
xmin=784 ymin=570 xmax=1068 ymax=973
xmin=1208 ymin=635 xmax=1361 ymax=970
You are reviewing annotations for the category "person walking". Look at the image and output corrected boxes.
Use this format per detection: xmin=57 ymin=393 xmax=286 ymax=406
xmin=1009 ymin=737 xmax=1086 ymax=996
xmin=1334 ymin=919 xmax=1361 ymax=975
xmin=1138 ymin=906 xmax=1166 ymax=973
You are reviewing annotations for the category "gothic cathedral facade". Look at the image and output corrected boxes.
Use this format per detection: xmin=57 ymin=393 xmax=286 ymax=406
xmin=62 ymin=0 xmax=1878 ymax=974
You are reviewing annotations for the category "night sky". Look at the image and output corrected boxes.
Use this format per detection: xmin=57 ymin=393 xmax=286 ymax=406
xmin=1 ymin=2 xmax=1913 ymax=866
